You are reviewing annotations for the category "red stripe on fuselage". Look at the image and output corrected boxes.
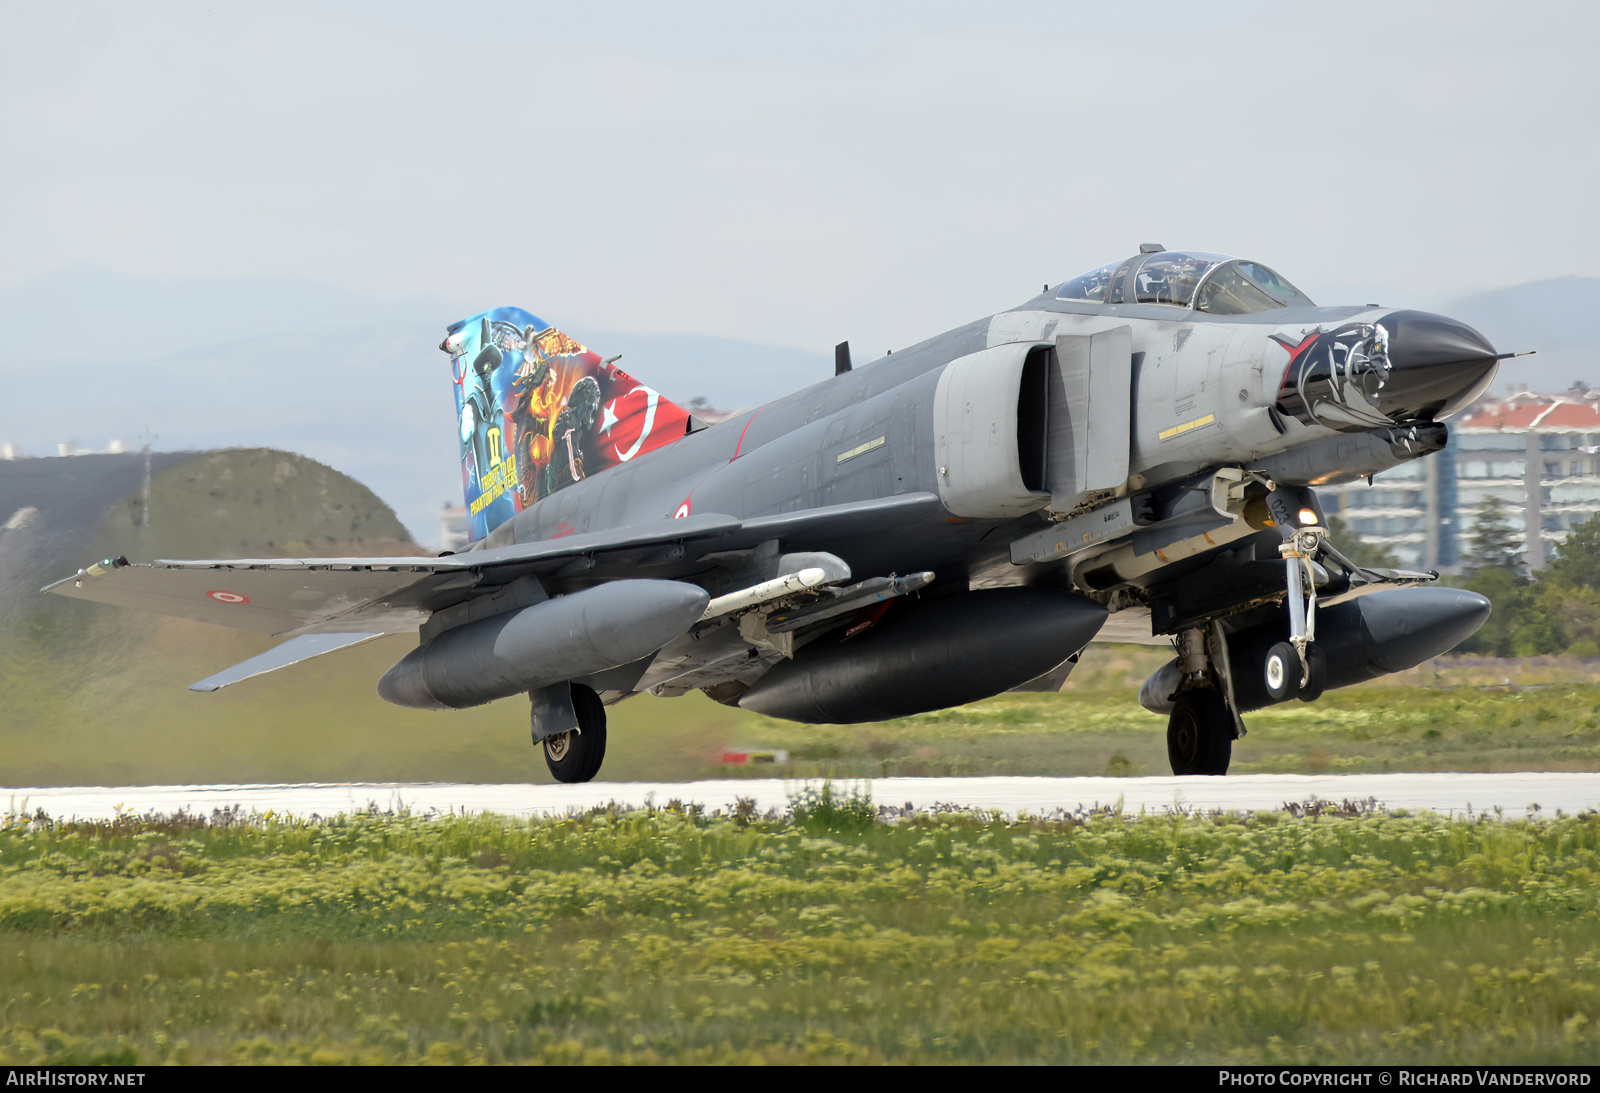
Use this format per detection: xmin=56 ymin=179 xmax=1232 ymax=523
xmin=730 ymin=408 xmax=764 ymax=462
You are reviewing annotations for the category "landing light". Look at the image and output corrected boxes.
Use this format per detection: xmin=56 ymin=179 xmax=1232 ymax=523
xmin=1298 ymin=508 xmax=1319 ymax=526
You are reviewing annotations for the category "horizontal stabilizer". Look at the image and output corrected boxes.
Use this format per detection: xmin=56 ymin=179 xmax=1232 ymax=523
xmin=188 ymin=632 xmax=385 ymax=692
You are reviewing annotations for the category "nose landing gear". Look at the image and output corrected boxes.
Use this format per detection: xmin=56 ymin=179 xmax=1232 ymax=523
xmin=1268 ymin=524 xmax=1328 ymax=703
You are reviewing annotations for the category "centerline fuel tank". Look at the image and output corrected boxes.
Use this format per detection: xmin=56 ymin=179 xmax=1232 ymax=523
xmin=739 ymin=586 xmax=1107 ymax=723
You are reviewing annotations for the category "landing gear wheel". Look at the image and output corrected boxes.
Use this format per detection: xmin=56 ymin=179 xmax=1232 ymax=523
xmin=1167 ymin=689 xmax=1233 ymax=776
xmin=1297 ymin=646 xmax=1327 ymax=703
xmin=1264 ymin=641 xmax=1302 ymax=703
xmin=544 ymin=684 xmax=608 ymax=783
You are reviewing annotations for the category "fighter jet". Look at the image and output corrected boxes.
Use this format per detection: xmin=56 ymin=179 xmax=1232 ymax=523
xmin=45 ymin=246 xmax=1501 ymax=781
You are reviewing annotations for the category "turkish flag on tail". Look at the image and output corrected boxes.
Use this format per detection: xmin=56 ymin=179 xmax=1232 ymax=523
xmin=599 ymin=374 xmax=690 ymax=465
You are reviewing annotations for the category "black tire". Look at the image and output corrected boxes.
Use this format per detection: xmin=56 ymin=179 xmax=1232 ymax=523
xmin=1297 ymin=646 xmax=1327 ymax=703
xmin=1264 ymin=641 xmax=1301 ymax=703
xmin=1167 ymin=689 xmax=1233 ymax=776
xmin=544 ymin=684 xmax=608 ymax=783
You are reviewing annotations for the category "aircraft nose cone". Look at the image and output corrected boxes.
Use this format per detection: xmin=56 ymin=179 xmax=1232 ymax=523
xmin=1376 ymin=310 xmax=1500 ymax=421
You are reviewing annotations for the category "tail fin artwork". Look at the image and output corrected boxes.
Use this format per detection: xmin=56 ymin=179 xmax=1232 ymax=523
xmin=442 ymin=307 xmax=693 ymax=541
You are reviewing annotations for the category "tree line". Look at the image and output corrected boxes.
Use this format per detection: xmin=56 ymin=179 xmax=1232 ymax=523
xmin=1332 ymin=497 xmax=1600 ymax=658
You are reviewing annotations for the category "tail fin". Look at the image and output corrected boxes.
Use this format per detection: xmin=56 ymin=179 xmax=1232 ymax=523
xmin=442 ymin=307 xmax=692 ymax=541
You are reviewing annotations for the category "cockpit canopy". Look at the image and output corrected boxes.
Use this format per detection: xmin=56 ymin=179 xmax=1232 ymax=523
xmin=1056 ymin=251 xmax=1314 ymax=314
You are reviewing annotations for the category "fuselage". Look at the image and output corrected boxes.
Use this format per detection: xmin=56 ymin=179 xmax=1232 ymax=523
xmin=477 ymin=279 xmax=1498 ymax=611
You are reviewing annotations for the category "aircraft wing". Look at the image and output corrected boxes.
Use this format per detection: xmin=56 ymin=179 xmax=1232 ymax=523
xmin=44 ymin=559 xmax=444 ymax=635
xmin=41 ymin=512 xmax=744 ymax=635
xmin=41 ymin=494 xmax=942 ymax=637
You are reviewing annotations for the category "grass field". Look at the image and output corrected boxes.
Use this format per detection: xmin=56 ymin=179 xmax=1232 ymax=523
xmin=7 ymin=589 xmax=1598 ymax=1066
xmin=1 ymin=799 xmax=1597 ymax=1064
xmin=4 ymin=615 xmax=1600 ymax=785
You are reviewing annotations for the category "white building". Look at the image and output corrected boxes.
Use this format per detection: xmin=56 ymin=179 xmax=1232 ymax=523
xmin=1323 ymin=388 xmax=1600 ymax=572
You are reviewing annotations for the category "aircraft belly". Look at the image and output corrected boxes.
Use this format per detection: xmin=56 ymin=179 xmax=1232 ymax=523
xmin=634 ymin=616 xmax=773 ymax=693
xmin=1091 ymin=606 xmax=1164 ymax=646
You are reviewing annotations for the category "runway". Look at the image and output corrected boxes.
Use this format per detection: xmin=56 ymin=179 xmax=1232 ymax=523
xmin=5 ymin=771 xmax=1597 ymax=823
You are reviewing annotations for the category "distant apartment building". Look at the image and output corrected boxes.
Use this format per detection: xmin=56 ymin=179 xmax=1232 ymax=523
xmin=1323 ymin=388 xmax=1600 ymax=572
xmin=440 ymin=502 xmax=470 ymax=553
xmin=1 ymin=439 xmax=133 ymax=459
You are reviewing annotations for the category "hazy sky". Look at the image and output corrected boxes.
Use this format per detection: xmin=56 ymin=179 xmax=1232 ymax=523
xmin=3 ymin=0 xmax=1595 ymax=357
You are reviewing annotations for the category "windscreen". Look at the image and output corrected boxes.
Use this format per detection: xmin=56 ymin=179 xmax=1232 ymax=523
xmin=1195 ymin=261 xmax=1315 ymax=314
xmin=1055 ymin=253 xmax=1315 ymax=312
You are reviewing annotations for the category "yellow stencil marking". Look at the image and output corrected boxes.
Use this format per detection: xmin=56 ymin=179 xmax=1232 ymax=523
xmin=836 ymin=436 xmax=886 ymax=463
xmin=1159 ymin=413 xmax=1216 ymax=441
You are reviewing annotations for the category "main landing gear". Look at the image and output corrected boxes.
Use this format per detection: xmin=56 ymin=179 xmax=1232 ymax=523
xmin=541 ymin=684 xmax=608 ymax=783
xmin=1165 ymin=626 xmax=1241 ymax=776
xmin=1163 ymin=519 xmax=1333 ymax=775
xmin=1167 ymin=689 xmax=1232 ymax=775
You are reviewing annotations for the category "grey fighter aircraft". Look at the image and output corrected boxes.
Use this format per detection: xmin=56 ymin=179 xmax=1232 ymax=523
xmin=46 ymin=246 xmax=1500 ymax=781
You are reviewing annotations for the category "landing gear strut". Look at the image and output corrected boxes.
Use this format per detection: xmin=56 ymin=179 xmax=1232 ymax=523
xmin=543 ymin=684 xmax=608 ymax=783
xmin=1269 ymin=523 xmax=1328 ymax=701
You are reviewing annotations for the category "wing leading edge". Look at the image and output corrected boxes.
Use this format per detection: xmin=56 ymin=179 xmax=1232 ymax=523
xmin=42 ymin=493 xmax=943 ymax=640
xmin=186 ymin=632 xmax=387 ymax=692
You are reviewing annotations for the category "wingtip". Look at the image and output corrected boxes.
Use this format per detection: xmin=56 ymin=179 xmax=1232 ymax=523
xmin=39 ymin=556 xmax=130 ymax=595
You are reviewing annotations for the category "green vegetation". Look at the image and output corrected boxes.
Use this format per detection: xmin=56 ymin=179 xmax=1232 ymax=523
xmin=1451 ymin=505 xmax=1600 ymax=657
xmin=1326 ymin=515 xmax=1401 ymax=569
xmin=736 ymin=675 xmax=1600 ymax=780
xmin=1465 ymin=495 xmax=1526 ymax=573
xmin=1 ymin=801 xmax=1597 ymax=1064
